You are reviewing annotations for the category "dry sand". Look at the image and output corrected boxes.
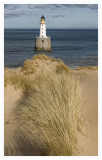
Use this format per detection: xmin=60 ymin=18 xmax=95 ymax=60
xmin=77 ymin=70 xmax=98 ymax=156
xmin=4 ymin=69 xmax=98 ymax=156
xmin=4 ymin=86 xmax=22 ymax=154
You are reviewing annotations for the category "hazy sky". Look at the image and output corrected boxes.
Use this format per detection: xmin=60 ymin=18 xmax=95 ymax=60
xmin=4 ymin=4 xmax=98 ymax=29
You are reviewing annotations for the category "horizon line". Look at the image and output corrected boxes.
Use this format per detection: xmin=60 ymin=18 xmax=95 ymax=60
xmin=4 ymin=28 xmax=98 ymax=30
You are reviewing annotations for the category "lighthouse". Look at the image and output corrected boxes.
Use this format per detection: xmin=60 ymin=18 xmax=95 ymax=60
xmin=35 ymin=16 xmax=51 ymax=51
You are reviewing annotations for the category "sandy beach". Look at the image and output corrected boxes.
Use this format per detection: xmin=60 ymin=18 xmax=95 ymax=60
xmin=4 ymin=55 xmax=98 ymax=156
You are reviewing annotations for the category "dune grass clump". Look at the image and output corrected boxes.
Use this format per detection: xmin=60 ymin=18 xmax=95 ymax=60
xmin=21 ymin=59 xmax=36 ymax=75
xmin=4 ymin=72 xmax=33 ymax=91
xmin=4 ymin=76 xmax=9 ymax=87
xmin=15 ymin=71 xmax=81 ymax=156
xmin=77 ymin=65 xmax=98 ymax=71
xmin=55 ymin=62 xmax=71 ymax=74
xmin=9 ymin=73 xmax=33 ymax=91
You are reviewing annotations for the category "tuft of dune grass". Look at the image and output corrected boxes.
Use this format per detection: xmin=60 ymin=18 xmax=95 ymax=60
xmin=14 ymin=71 xmax=81 ymax=156
xmin=77 ymin=66 xmax=98 ymax=71
xmin=9 ymin=74 xmax=33 ymax=91
xmin=21 ymin=59 xmax=36 ymax=75
xmin=4 ymin=72 xmax=33 ymax=91
xmin=55 ymin=62 xmax=71 ymax=74
xmin=4 ymin=74 xmax=9 ymax=87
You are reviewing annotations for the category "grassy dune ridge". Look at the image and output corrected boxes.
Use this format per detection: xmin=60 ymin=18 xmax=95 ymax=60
xmin=4 ymin=54 xmax=98 ymax=156
xmin=4 ymin=54 xmax=71 ymax=91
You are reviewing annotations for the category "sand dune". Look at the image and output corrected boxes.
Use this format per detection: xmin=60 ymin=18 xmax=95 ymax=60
xmin=4 ymin=56 xmax=98 ymax=156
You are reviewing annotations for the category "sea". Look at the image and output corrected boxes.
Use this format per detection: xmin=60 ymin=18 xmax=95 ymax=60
xmin=4 ymin=29 xmax=98 ymax=69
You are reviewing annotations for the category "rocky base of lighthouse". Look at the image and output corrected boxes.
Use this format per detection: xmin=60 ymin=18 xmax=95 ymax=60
xmin=35 ymin=37 xmax=51 ymax=51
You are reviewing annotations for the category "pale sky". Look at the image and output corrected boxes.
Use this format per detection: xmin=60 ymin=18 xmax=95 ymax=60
xmin=4 ymin=4 xmax=98 ymax=29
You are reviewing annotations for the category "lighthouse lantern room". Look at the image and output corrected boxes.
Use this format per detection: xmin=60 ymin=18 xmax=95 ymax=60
xmin=40 ymin=16 xmax=46 ymax=38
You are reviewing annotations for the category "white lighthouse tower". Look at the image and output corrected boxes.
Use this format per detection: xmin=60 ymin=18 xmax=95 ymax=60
xmin=35 ymin=16 xmax=51 ymax=51
xmin=40 ymin=16 xmax=46 ymax=38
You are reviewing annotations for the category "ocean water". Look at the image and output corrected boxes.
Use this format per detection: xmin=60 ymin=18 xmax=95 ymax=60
xmin=4 ymin=29 xmax=98 ymax=69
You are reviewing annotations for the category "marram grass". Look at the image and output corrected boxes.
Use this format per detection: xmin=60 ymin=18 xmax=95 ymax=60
xmin=4 ymin=55 xmax=82 ymax=155
xmin=4 ymin=72 xmax=33 ymax=91
xmin=14 ymin=71 xmax=81 ymax=156
xmin=21 ymin=59 xmax=37 ymax=75
xmin=77 ymin=65 xmax=98 ymax=71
